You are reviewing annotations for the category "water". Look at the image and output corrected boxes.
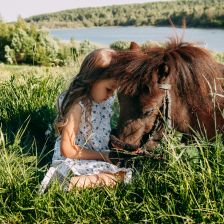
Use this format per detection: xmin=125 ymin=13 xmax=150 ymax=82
xmin=49 ymin=26 xmax=224 ymax=52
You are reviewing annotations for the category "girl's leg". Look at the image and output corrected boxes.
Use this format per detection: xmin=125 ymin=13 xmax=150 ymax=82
xmin=68 ymin=171 xmax=125 ymax=190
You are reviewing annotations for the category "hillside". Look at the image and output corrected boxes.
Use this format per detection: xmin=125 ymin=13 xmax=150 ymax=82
xmin=25 ymin=0 xmax=224 ymax=28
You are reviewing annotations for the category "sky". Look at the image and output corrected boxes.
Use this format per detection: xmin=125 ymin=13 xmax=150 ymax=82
xmin=0 ymin=0 xmax=166 ymax=22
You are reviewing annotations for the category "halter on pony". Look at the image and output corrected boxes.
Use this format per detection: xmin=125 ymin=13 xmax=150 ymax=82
xmin=110 ymin=82 xmax=171 ymax=160
xmin=143 ymin=83 xmax=172 ymax=146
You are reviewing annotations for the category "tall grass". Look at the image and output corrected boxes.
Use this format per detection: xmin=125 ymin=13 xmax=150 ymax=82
xmin=0 ymin=67 xmax=223 ymax=223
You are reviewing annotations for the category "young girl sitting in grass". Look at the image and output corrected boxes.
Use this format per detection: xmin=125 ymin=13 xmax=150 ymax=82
xmin=39 ymin=48 xmax=132 ymax=193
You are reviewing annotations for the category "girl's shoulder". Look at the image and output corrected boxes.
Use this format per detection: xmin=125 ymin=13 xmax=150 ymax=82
xmin=68 ymin=102 xmax=82 ymax=115
xmin=64 ymin=103 xmax=82 ymax=124
xmin=78 ymin=100 xmax=85 ymax=109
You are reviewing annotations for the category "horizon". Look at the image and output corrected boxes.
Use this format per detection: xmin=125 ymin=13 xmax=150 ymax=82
xmin=0 ymin=0 xmax=170 ymax=22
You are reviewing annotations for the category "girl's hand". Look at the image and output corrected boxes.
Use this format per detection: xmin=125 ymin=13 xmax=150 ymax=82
xmin=111 ymin=142 xmax=124 ymax=151
xmin=101 ymin=151 xmax=112 ymax=164
xmin=131 ymin=148 xmax=144 ymax=155
xmin=111 ymin=142 xmax=144 ymax=155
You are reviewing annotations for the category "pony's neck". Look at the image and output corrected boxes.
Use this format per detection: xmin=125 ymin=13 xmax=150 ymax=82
xmin=171 ymin=92 xmax=223 ymax=139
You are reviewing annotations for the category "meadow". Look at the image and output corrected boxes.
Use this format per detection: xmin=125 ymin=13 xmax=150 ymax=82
xmin=0 ymin=57 xmax=223 ymax=223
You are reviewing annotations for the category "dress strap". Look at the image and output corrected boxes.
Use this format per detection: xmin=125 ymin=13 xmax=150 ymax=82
xmin=39 ymin=167 xmax=57 ymax=194
xmin=78 ymin=100 xmax=85 ymax=109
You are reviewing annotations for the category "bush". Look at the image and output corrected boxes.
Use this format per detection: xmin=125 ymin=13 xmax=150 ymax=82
xmin=0 ymin=19 xmax=97 ymax=66
xmin=141 ymin=40 xmax=163 ymax=49
xmin=0 ymin=19 xmax=60 ymax=66
xmin=79 ymin=40 xmax=97 ymax=55
xmin=110 ymin=40 xmax=131 ymax=50
xmin=214 ymin=52 xmax=224 ymax=63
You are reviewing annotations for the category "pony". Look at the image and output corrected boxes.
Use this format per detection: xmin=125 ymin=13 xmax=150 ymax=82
xmin=110 ymin=39 xmax=224 ymax=152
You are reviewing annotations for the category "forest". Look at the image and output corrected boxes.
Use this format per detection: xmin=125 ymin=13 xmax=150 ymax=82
xmin=25 ymin=0 xmax=224 ymax=28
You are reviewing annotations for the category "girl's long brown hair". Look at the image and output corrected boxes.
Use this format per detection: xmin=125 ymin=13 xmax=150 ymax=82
xmin=55 ymin=48 xmax=118 ymax=133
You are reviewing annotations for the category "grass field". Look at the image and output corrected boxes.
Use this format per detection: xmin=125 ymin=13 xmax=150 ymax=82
xmin=0 ymin=62 xmax=223 ymax=223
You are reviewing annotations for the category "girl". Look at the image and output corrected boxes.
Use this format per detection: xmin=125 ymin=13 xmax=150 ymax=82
xmin=39 ymin=48 xmax=132 ymax=193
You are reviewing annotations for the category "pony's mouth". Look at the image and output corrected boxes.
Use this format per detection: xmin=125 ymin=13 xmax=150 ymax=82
xmin=110 ymin=112 xmax=164 ymax=152
xmin=109 ymin=133 xmax=140 ymax=152
xmin=109 ymin=127 xmax=151 ymax=152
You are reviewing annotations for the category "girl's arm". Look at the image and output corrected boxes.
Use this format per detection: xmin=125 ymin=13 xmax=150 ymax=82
xmin=60 ymin=103 xmax=110 ymax=162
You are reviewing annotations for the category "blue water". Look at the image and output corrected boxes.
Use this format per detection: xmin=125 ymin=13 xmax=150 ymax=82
xmin=49 ymin=26 xmax=224 ymax=52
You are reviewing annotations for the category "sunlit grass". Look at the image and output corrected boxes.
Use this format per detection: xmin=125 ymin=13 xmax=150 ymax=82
xmin=0 ymin=125 xmax=223 ymax=223
xmin=0 ymin=64 xmax=79 ymax=82
xmin=0 ymin=65 xmax=223 ymax=223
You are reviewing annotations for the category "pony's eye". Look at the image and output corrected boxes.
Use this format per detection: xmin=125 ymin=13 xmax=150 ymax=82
xmin=142 ymin=108 xmax=154 ymax=117
xmin=141 ymin=85 xmax=150 ymax=94
xmin=158 ymin=64 xmax=169 ymax=83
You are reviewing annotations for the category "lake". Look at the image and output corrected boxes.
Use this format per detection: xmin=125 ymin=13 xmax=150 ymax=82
xmin=49 ymin=26 xmax=224 ymax=52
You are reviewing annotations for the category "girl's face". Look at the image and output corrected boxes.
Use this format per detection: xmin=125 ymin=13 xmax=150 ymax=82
xmin=90 ymin=79 xmax=117 ymax=103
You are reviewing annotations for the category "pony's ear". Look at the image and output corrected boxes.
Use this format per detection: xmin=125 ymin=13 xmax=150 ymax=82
xmin=130 ymin=42 xmax=141 ymax=50
xmin=158 ymin=64 xmax=170 ymax=83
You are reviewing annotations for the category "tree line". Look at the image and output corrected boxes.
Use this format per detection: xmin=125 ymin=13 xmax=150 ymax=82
xmin=25 ymin=0 xmax=224 ymax=28
xmin=0 ymin=16 xmax=223 ymax=67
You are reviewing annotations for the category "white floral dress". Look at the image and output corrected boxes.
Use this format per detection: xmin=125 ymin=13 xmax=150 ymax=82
xmin=39 ymin=95 xmax=132 ymax=193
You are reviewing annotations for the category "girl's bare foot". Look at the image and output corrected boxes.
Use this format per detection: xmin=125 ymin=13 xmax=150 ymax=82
xmin=68 ymin=171 xmax=125 ymax=190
